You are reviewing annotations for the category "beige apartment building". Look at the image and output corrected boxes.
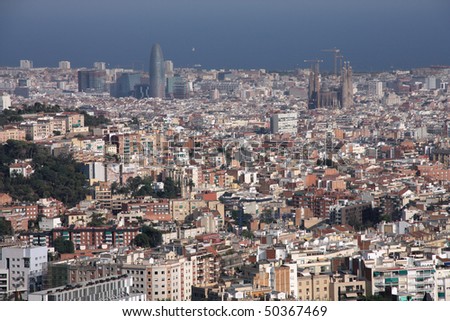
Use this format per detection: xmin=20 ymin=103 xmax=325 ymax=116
xmin=297 ymin=272 xmax=330 ymax=301
xmin=0 ymin=126 xmax=26 ymax=143
xmin=123 ymin=255 xmax=193 ymax=301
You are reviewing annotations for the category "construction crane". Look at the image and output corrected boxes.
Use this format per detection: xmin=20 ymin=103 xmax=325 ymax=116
xmin=322 ymin=48 xmax=341 ymax=76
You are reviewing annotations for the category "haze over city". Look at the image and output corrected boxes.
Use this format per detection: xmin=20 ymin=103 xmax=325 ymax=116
xmin=1 ymin=0 xmax=450 ymax=71
xmin=3 ymin=0 xmax=450 ymax=305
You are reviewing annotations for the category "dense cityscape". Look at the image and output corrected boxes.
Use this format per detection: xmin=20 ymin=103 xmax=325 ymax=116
xmin=1 ymin=43 xmax=450 ymax=302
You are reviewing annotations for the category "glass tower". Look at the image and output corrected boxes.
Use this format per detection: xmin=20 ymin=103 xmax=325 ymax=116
xmin=149 ymin=43 xmax=166 ymax=98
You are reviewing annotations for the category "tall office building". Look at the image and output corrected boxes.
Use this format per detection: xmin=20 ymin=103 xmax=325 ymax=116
xmin=165 ymin=60 xmax=174 ymax=77
xmin=167 ymin=75 xmax=190 ymax=99
xmin=58 ymin=61 xmax=71 ymax=70
xmin=19 ymin=60 xmax=33 ymax=69
xmin=149 ymin=43 xmax=166 ymax=98
xmin=425 ymin=76 xmax=437 ymax=90
xmin=134 ymin=84 xmax=150 ymax=99
xmin=111 ymin=72 xmax=142 ymax=97
xmin=270 ymin=112 xmax=298 ymax=135
xmin=0 ymin=93 xmax=12 ymax=111
xmin=368 ymin=80 xmax=383 ymax=99
xmin=340 ymin=62 xmax=353 ymax=108
xmin=93 ymin=62 xmax=106 ymax=70
xmin=78 ymin=70 xmax=107 ymax=92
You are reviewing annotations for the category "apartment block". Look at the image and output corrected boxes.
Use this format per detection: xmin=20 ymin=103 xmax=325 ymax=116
xmin=29 ymin=274 xmax=145 ymax=301
xmin=367 ymin=265 xmax=435 ymax=301
xmin=0 ymin=126 xmax=26 ymax=143
xmin=329 ymin=273 xmax=366 ymax=301
xmin=297 ymin=272 xmax=330 ymax=301
xmin=52 ymin=226 xmax=139 ymax=250
xmin=0 ymin=246 xmax=48 ymax=299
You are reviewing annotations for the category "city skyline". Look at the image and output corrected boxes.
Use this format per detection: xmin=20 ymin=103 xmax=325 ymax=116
xmin=1 ymin=0 xmax=450 ymax=71
xmin=2 ymin=0 xmax=450 ymax=305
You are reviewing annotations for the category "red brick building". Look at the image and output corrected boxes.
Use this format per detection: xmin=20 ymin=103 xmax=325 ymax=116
xmin=122 ymin=199 xmax=171 ymax=221
xmin=37 ymin=198 xmax=66 ymax=218
xmin=52 ymin=226 xmax=140 ymax=250
xmin=0 ymin=203 xmax=38 ymax=232
xmin=293 ymin=189 xmax=353 ymax=218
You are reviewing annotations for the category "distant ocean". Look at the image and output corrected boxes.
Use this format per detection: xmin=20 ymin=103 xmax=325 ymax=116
xmin=0 ymin=0 xmax=449 ymax=72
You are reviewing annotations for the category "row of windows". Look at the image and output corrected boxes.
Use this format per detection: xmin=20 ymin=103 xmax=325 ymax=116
xmin=152 ymin=288 xmax=181 ymax=296
xmin=299 ymin=287 xmax=327 ymax=293
xmin=298 ymin=280 xmax=328 ymax=286
xmin=10 ymin=270 xmax=25 ymax=274
xmin=127 ymin=270 xmax=144 ymax=275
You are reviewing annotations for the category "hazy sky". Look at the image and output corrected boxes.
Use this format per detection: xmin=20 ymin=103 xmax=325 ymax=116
xmin=1 ymin=0 xmax=449 ymax=71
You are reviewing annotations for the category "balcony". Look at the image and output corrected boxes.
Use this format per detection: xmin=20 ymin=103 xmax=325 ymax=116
xmin=342 ymin=288 xmax=365 ymax=295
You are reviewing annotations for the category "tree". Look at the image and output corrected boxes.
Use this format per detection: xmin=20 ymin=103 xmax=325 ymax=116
xmin=133 ymin=234 xmax=150 ymax=248
xmin=158 ymin=177 xmax=181 ymax=199
xmin=19 ymin=102 xmax=61 ymax=114
xmin=0 ymin=140 xmax=87 ymax=207
xmin=0 ymin=109 xmax=24 ymax=126
xmin=134 ymin=184 xmax=153 ymax=197
xmin=130 ymin=176 xmax=154 ymax=197
xmin=140 ymin=225 xmax=163 ymax=248
xmin=111 ymin=181 xmax=119 ymax=195
xmin=241 ymin=229 xmax=254 ymax=239
xmin=0 ymin=218 xmax=13 ymax=237
xmin=87 ymin=212 xmax=107 ymax=227
xmin=81 ymin=111 xmax=111 ymax=127
xmin=53 ymin=237 xmax=75 ymax=254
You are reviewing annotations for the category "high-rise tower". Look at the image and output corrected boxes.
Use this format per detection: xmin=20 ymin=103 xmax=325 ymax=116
xmin=77 ymin=70 xmax=107 ymax=92
xmin=149 ymin=43 xmax=166 ymax=98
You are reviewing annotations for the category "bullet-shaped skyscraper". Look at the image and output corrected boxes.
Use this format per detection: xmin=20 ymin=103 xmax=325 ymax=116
xmin=149 ymin=43 xmax=166 ymax=98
